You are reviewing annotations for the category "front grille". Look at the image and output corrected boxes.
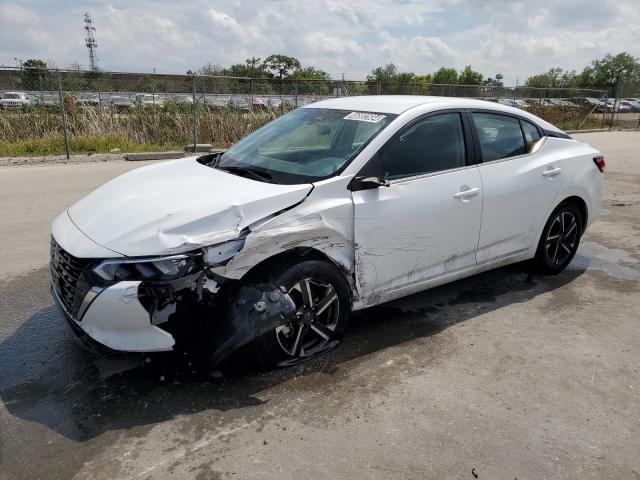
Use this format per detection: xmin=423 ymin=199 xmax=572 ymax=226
xmin=50 ymin=238 xmax=93 ymax=319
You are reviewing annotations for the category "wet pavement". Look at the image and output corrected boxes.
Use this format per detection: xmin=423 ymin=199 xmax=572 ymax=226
xmin=1 ymin=131 xmax=639 ymax=479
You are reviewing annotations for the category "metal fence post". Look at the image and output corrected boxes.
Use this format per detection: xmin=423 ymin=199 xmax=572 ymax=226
xmin=192 ymin=75 xmax=197 ymax=151
xmin=609 ymin=72 xmax=622 ymax=130
xmin=38 ymin=74 xmax=44 ymax=105
xmin=57 ymin=71 xmax=70 ymax=159
xmin=294 ymin=80 xmax=298 ymax=108
xmin=202 ymin=80 xmax=206 ymax=111
xmin=250 ymin=78 xmax=254 ymax=110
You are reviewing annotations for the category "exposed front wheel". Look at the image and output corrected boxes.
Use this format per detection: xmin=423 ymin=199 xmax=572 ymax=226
xmin=532 ymin=202 xmax=583 ymax=274
xmin=250 ymin=259 xmax=351 ymax=368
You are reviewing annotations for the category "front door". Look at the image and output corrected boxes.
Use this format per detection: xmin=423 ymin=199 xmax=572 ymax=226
xmin=351 ymin=112 xmax=483 ymax=304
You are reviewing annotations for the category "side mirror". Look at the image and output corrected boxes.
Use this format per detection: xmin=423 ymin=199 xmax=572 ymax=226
xmin=349 ymin=176 xmax=390 ymax=191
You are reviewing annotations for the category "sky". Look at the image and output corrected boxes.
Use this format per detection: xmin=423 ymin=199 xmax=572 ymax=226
xmin=1 ymin=0 xmax=639 ymax=85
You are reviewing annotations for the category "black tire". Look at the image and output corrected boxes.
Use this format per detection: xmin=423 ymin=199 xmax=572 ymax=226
xmin=531 ymin=202 xmax=583 ymax=274
xmin=250 ymin=259 xmax=351 ymax=368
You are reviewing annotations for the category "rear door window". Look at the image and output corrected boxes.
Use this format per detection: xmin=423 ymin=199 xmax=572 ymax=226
xmin=472 ymin=113 xmax=526 ymax=161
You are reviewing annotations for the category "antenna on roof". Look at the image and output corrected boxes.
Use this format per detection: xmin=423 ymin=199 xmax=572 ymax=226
xmin=84 ymin=12 xmax=99 ymax=71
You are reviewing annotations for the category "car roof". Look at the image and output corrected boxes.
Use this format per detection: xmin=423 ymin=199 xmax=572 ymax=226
xmin=303 ymin=95 xmax=564 ymax=133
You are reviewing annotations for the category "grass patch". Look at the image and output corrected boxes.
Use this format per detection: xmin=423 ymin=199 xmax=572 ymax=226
xmin=0 ymin=135 xmax=180 ymax=157
xmin=0 ymin=104 xmax=283 ymax=157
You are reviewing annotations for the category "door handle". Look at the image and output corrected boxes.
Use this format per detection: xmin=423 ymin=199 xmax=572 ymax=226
xmin=542 ymin=167 xmax=562 ymax=177
xmin=453 ymin=187 xmax=480 ymax=200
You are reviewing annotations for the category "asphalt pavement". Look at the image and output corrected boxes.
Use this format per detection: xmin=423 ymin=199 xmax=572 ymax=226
xmin=0 ymin=131 xmax=639 ymax=479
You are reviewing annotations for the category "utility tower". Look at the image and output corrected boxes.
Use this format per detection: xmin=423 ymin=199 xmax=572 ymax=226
xmin=84 ymin=12 xmax=99 ymax=70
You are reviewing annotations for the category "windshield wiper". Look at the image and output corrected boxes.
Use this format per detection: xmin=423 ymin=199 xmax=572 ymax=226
xmin=217 ymin=165 xmax=272 ymax=182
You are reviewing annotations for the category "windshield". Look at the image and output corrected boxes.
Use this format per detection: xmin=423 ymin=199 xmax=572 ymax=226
xmin=216 ymin=108 xmax=396 ymax=184
xmin=5 ymin=93 xmax=20 ymax=99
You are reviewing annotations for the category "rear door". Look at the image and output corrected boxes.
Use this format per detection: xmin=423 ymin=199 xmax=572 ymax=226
xmin=471 ymin=112 xmax=562 ymax=264
xmin=352 ymin=112 xmax=483 ymax=303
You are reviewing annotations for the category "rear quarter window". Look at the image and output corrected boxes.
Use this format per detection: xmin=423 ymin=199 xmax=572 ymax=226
xmin=520 ymin=120 xmax=542 ymax=152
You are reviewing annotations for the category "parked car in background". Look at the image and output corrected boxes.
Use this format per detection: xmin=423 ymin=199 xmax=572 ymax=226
xmin=136 ymin=94 xmax=165 ymax=107
xmin=514 ymin=99 xmax=529 ymax=109
xmin=570 ymin=97 xmax=601 ymax=110
xmin=50 ymin=96 xmax=604 ymax=370
xmin=498 ymin=98 xmax=518 ymax=108
xmin=619 ymin=100 xmax=640 ymax=112
xmin=547 ymin=98 xmax=577 ymax=108
xmin=499 ymin=98 xmax=529 ymax=109
xmin=174 ymin=94 xmax=193 ymax=104
xmin=205 ymin=96 xmax=230 ymax=110
xmin=109 ymin=96 xmax=135 ymax=110
xmin=0 ymin=91 xmax=32 ymax=109
xmin=605 ymin=100 xmax=631 ymax=113
xmin=250 ymin=97 xmax=267 ymax=110
xmin=266 ymin=97 xmax=283 ymax=109
xmin=229 ymin=97 xmax=250 ymax=110
xmin=77 ymin=94 xmax=108 ymax=108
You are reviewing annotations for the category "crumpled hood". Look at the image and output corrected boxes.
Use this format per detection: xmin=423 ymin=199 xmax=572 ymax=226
xmin=68 ymin=157 xmax=312 ymax=256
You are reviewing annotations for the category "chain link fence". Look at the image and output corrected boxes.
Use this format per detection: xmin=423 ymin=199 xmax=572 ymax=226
xmin=1 ymin=66 xmax=635 ymax=157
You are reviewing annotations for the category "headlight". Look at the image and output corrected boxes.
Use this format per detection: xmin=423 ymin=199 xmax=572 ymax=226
xmin=93 ymin=254 xmax=198 ymax=282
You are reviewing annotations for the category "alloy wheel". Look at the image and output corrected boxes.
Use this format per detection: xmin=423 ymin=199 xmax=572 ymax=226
xmin=275 ymin=277 xmax=340 ymax=366
xmin=544 ymin=211 xmax=578 ymax=266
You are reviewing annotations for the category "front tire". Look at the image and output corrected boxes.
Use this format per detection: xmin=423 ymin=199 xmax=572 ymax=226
xmin=532 ymin=202 xmax=583 ymax=274
xmin=250 ymin=259 xmax=351 ymax=368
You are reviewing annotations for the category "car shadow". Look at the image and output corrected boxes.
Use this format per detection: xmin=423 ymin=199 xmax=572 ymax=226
xmin=0 ymin=263 xmax=585 ymax=443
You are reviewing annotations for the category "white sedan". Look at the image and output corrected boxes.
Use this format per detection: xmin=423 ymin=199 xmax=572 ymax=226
xmin=50 ymin=96 xmax=604 ymax=368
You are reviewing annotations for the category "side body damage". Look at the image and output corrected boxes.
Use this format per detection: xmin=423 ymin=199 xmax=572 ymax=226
xmin=53 ymin=167 xmax=358 ymax=365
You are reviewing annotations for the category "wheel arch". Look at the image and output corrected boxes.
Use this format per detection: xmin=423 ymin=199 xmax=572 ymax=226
xmin=556 ymin=195 xmax=588 ymax=233
xmin=235 ymin=247 xmax=358 ymax=306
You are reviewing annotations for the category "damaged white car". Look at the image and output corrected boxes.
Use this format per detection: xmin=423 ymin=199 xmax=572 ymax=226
xmin=51 ymin=96 xmax=604 ymax=368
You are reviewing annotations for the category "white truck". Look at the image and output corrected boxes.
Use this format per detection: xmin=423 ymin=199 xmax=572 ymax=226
xmin=0 ymin=91 xmax=32 ymax=109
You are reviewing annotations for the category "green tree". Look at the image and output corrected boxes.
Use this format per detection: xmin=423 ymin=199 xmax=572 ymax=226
xmin=483 ymin=77 xmax=503 ymax=87
xmin=577 ymin=52 xmax=640 ymax=88
xmin=289 ymin=66 xmax=330 ymax=80
xmin=432 ymin=67 xmax=458 ymax=85
xmin=414 ymin=74 xmax=433 ymax=84
xmin=525 ymin=67 xmax=577 ymax=88
xmin=290 ymin=67 xmax=331 ymax=94
xmin=367 ymin=63 xmax=417 ymax=93
xmin=458 ymin=66 xmax=483 ymax=85
xmin=413 ymin=74 xmax=433 ymax=94
xmin=263 ymin=54 xmax=301 ymax=79
xmin=19 ymin=59 xmax=50 ymax=90
xmin=196 ymin=63 xmax=226 ymax=76
xmin=367 ymin=63 xmax=400 ymax=82
xmin=246 ymin=57 xmax=268 ymax=77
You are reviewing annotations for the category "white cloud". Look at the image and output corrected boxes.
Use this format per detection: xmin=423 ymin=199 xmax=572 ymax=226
xmin=0 ymin=0 xmax=638 ymax=84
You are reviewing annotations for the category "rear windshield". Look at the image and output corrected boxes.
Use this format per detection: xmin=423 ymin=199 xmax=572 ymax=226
xmin=216 ymin=108 xmax=396 ymax=184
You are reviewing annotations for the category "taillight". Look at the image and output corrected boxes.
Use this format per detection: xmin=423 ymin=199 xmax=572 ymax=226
xmin=593 ymin=155 xmax=605 ymax=172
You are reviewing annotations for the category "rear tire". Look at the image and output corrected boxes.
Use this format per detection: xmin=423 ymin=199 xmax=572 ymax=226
xmin=531 ymin=202 xmax=583 ymax=274
xmin=250 ymin=259 xmax=351 ymax=368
